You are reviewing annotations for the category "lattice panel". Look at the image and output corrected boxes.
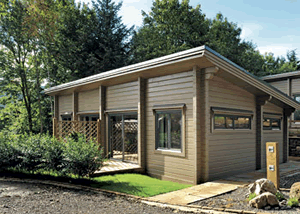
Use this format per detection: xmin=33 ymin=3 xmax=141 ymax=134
xmin=56 ymin=121 xmax=98 ymax=142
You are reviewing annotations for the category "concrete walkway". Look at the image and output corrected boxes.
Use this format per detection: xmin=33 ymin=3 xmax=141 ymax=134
xmin=149 ymin=161 xmax=300 ymax=206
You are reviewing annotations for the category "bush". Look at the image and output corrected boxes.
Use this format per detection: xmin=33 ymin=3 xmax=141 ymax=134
xmin=276 ymin=191 xmax=285 ymax=201
xmin=247 ymin=193 xmax=257 ymax=201
xmin=63 ymin=134 xmax=103 ymax=177
xmin=288 ymin=197 xmax=299 ymax=207
xmin=0 ymin=134 xmax=21 ymax=169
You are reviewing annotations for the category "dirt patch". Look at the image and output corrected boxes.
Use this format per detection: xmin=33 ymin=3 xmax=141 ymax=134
xmin=0 ymin=179 xmax=187 ymax=214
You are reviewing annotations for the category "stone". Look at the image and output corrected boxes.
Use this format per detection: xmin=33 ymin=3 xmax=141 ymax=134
xmin=248 ymin=179 xmax=277 ymax=195
xmin=249 ymin=192 xmax=279 ymax=209
xmin=264 ymin=206 xmax=271 ymax=210
xmin=290 ymin=182 xmax=300 ymax=200
xmin=279 ymin=200 xmax=287 ymax=207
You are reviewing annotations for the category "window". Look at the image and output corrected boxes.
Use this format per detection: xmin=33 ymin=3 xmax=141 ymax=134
xmin=155 ymin=110 xmax=182 ymax=151
xmin=263 ymin=118 xmax=281 ymax=130
xmin=61 ymin=115 xmax=72 ymax=121
xmin=214 ymin=115 xmax=251 ymax=130
xmin=80 ymin=114 xmax=99 ymax=121
xmin=294 ymin=95 xmax=300 ymax=121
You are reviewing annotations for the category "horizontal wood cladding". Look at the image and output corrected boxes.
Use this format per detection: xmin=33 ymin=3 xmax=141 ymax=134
xmin=145 ymin=71 xmax=195 ymax=184
xmin=263 ymin=102 xmax=283 ymax=114
xmin=292 ymin=78 xmax=300 ymax=94
xmin=106 ymin=81 xmax=138 ymax=109
xmin=78 ymin=89 xmax=99 ymax=112
xmin=269 ymin=80 xmax=288 ymax=95
xmin=58 ymin=94 xmax=72 ymax=115
xmin=208 ymin=76 xmax=256 ymax=180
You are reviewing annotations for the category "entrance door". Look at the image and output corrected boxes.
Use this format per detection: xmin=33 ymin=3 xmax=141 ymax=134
xmin=109 ymin=113 xmax=138 ymax=163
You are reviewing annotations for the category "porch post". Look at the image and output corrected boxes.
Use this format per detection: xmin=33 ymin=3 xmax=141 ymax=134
xmin=97 ymin=119 xmax=101 ymax=147
xmin=99 ymin=85 xmax=107 ymax=155
xmin=283 ymin=108 xmax=294 ymax=163
xmin=256 ymin=95 xmax=272 ymax=170
xmin=53 ymin=95 xmax=59 ymax=138
xmin=138 ymin=77 xmax=146 ymax=172
xmin=72 ymin=92 xmax=78 ymax=121
xmin=53 ymin=117 xmax=57 ymax=138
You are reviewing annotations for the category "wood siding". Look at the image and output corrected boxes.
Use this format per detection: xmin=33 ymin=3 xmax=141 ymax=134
xmin=291 ymin=78 xmax=300 ymax=95
xmin=58 ymin=94 xmax=72 ymax=119
xmin=145 ymin=71 xmax=195 ymax=184
xmin=262 ymin=102 xmax=283 ymax=168
xmin=106 ymin=81 xmax=138 ymax=109
xmin=208 ymin=76 xmax=256 ymax=180
xmin=78 ymin=89 xmax=99 ymax=112
xmin=269 ymin=80 xmax=288 ymax=95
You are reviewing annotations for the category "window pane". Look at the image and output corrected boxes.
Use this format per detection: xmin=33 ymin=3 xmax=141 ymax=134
xmin=225 ymin=117 xmax=233 ymax=129
xmin=263 ymin=118 xmax=271 ymax=128
xmin=234 ymin=117 xmax=250 ymax=129
xmin=214 ymin=116 xmax=225 ymax=129
xmin=271 ymin=119 xmax=280 ymax=130
xmin=157 ymin=114 xmax=168 ymax=148
xmin=295 ymin=110 xmax=300 ymax=121
xmin=170 ymin=112 xmax=181 ymax=149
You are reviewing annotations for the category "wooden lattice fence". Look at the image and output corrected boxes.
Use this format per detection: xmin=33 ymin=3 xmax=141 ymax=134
xmin=53 ymin=118 xmax=100 ymax=143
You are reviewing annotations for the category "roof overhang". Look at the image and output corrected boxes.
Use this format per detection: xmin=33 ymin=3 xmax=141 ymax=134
xmin=45 ymin=46 xmax=300 ymax=110
xmin=261 ymin=70 xmax=300 ymax=81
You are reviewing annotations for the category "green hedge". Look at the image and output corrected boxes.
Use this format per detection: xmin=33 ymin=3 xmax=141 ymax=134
xmin=0 ymin=132 xmax=103 ymax=177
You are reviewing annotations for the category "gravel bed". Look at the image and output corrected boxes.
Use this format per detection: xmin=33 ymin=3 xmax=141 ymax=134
xmin=0 ymin=179 xmax=187 ymax=214
xmin=192 ymin=174 xmax=300 ymax=213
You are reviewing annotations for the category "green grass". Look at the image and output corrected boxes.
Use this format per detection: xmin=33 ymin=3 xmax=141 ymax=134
xmin=1 ymin=169 xmax=192 ymax=198
xmin=91 ymin=173 xmax=192 ymax=197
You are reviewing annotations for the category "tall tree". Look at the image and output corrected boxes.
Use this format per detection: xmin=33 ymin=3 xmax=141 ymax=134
xmin=130 ymin=0 xmax=208 ymax=63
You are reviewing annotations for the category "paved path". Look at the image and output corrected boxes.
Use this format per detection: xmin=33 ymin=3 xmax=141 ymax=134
xmin=149 ymin=161 xmax=300 ymax=206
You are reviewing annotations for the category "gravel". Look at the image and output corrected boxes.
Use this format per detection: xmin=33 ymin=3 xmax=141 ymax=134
xmin=192 ymin=173 xmax=300 ymax=213
xmin=0 ymin=179 xmax=187 ymax=214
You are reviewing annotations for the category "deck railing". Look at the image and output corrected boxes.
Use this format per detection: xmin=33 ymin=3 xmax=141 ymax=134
xmin=53 ymin=118 xmax=101 ymax=144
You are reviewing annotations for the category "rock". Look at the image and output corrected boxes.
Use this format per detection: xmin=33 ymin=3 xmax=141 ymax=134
xmin=279 ymin=200 xmax=287 ymax=206
xmin=248 ymin=178 xmax=277 ymax=195
xmin=290 ymin=182 xmax=300 ymax=200
xmin=264 ymin=205 xmax=271 ymax=210
xmin=249 ymin=192 xmax=279 ymax=209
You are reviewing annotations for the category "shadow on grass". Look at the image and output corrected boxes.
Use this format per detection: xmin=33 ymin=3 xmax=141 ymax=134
xmin=0 ymin=170 xmax=146 ymax=196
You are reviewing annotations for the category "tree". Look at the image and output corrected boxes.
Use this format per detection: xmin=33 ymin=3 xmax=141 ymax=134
xmin=130 ymin=0 xmax=209 ymax=63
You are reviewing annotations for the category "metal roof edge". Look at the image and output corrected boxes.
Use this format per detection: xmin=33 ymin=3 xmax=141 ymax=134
xmin=44 ymin=45 xmax=207 ymax=94
xmin=261 ymin=70 xmax=300 ymax=80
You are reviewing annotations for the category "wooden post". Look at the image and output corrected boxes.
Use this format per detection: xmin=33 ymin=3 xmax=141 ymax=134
xmin=97 ymin=119 xmax=101 ymax=147
xmin=266 ymin=142 xmax=279 ymax=189
xmin=138 ymin=77 xmax=146 ymax=172
xmin=53 ymin=117 xmax=57 ymax=138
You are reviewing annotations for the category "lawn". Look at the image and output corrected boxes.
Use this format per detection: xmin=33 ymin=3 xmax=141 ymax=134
xmin=91 ymin=173 xmax=192 ymax=197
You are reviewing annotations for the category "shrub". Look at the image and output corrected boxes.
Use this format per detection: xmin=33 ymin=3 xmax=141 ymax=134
xmin=63 ymin=134 xmax=103 ymax=177
xmin=276 ymin=191 xmax=285 ymax=201
xmin=0 ymin=134 xmax=21 ymax=169
xmin=247 ymin=193 xmax=257 ymax=201
xmin=288 ymin=197 xmax=299 ymax=207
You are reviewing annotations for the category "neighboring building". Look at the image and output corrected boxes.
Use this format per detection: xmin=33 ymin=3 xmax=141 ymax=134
xmin=45 ymin=46 xmax=300 ymax=184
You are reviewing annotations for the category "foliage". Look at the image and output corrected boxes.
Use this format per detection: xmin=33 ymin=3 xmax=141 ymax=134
xmin=287 ymin=197 xmax=299 ymax=207
xmin=276 ymin=191 xmax=285 ymax=201
xmin=247 ymin=193 xmax=257 ymax=201
xmin=0 ymin=133 xmax=103 ymax=177
xmin=130 ymin=0 xmax=208 ymax=63
xmin=63 ymin=134 xmax=103 ymax=177
xmin=92 ymin=173 xmax=192 ymax=197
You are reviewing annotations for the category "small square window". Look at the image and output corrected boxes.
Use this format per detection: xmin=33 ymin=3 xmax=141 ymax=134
xmin=61 ymin=115 xmax=72 ymax=121
xmin=156 ymin=110 xmax=182 ymax=151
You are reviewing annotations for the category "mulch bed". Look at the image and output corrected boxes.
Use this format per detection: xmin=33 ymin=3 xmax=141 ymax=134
xmin=192 ymin=173 xmax=300 ymax=213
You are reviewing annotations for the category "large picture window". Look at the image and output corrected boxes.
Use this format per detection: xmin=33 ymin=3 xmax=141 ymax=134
xmin=214 ymin=115 xmax=251 ymax=130
xmin=155 ymin=110 xmax=182 ymax=151
xmin=263 ymin=118 xmax=281 ymax=130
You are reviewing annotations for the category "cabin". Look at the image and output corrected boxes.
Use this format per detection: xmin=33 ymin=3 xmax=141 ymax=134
xmin=45 ymin=46 xmax=300 ymax=185
xmin=261 ymin=71 xmax=300 ymax=157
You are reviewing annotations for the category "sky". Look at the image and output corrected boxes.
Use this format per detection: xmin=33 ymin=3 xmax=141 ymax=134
xmin=79 ymin=0 xmax=300 ymax=59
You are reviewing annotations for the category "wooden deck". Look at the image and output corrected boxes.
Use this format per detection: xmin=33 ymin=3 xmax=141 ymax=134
xmin=93 ymin=160 xmax=141 ymax=176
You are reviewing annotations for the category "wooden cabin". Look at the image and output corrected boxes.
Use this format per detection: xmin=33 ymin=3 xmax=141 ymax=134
xmin=45 ymin=46 xmax=300 ymax=184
